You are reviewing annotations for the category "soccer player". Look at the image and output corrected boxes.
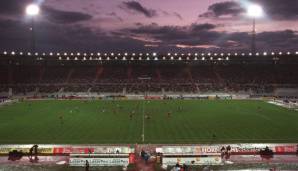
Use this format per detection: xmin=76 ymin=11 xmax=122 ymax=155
xmin=167 ymin=112 xmax=171 ymax=118
xmin=59 ymin=115 xmax=64 ymax=125
xmin=145 ymin=114 xmax=151 ymax=120
xmin=177 ymin=106 xmax=180 ymax=112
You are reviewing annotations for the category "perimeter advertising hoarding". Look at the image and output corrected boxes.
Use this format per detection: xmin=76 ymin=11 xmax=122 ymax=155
xmin=53 ymin=146 xmax=133 ymax=154
xmin=0 ymin=147 xmax=53 ymax=154
xmin=0 ymin=145 xmax=54 ymax=154
xmin=162 ymin=156 xmax=222 ymax=165
xmin=69 ymin=158 xmax=129 ymax=166
xmin=161 ymin=144 xmax=297 ymax=155
xmin=0 ymin=145 xmax=134 ymax=155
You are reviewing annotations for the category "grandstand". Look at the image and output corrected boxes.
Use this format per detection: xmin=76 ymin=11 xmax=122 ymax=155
xmin=1 ymin=51 xmax=298 ymax=98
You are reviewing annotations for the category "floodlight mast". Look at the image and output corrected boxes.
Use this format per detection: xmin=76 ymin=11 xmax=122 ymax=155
xmin=252 ymin=17 xmax=256 ymax=54
xmin=247 ymin=4 xmax=263 ymax=54
xmin=26 ymin=4 xmax=40 ymax=52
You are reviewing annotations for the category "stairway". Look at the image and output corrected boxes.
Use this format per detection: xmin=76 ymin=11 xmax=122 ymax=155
xmin=93 ymin=66 xmax=104 ymax=83
xmin=38 ymin=67 xmax=45 ymax=83
xmin=155 ymin=68 xmax=161 ymax=81
xmin=127 ymin=66 xmax=132 ymax=80
xmin=65 ymin=68 xmax=74 ymax=83
xmin=213 ymin=66 xmax=224 ymax=84
xmin=186 ymin=67 xmax=197 ymax=92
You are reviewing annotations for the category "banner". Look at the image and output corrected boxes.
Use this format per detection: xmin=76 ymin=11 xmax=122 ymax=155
xmin=160 ymin=144 xmax=298 ymax=156
xmin=53 ymin=146 xmax=133 ymax=154
xmin=53 ymin=147 xmax=94 ymax=154
xmin=161 ymin=146 xmax=220 ymax=155
xmin=69 ymin=158 xmax=129 ymax=166
xmin=274 ymin=145 xmax=297 ymax=153
xmin=162 ymin=156 xmax=222 ymax=166
xmin=0 ymin=145 xmax=133 ymax=155
xmin=145 ymin=96 xmax=161 ymax=100
xmin=0 ymin=147 xmax=53 ymax=154
xmin=129 ymin=153 xmax=136 ymax=164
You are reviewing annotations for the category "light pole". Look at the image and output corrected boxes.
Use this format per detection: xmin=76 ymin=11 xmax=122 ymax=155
xmin=26 ymin=4 xmax=40 ymax=53
xmin=247 ymin=4 xmax=263 ymax=54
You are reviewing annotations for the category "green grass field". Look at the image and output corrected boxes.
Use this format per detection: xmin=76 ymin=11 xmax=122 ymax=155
xmin=0 ymin=99 xmax=298 ymax=144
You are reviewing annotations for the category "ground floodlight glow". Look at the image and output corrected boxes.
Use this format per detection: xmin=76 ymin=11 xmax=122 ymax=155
xmin=26 ymin=4 xmax=40 ymax=16
xmin=247 ymin=4 xmax=263 ymax=18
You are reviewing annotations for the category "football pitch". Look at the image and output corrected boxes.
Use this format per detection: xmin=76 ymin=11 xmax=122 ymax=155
xmin=0 ymin=99 xmax=297 ymax=144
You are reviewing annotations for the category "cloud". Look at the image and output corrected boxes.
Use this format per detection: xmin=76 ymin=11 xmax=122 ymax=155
xmin=106 ymin=12 xmax=123 ymax=22
xmin=117 ymin=23 xmax=224 ymax=51
xmin=0 ymin=18 xmax=147 ymax=53
xmin=191 ymin=23 xmax=216 ymax=32
xmin=175 ymin=44 xmax=220 ymax=49
xmin=251 ymin=0 xmax=298 ymax=20
xmin=173 ymin=12 xmax=183 ymax=20
xmin=0 ymin=17 xmax=297 ymax=53
xmin=144 ymin=44 xmax=159 ymax=47
xmin=42 ymin=6 xmax=92 ymax=24
xmin=162 ymin=11 xmax=183 ymax=20
xmin=120 ymin=1 xmax=157 ymax=18
xmin=200 ymin=1 xmax=244 ymax=18
xmin=123 ymin=23 xmax=218 ymax=43
xmin=118 ymin=22 xmax=298 ymax=52
xmin=0 ymin=1 xmax=92 ymax=24
xmin=201 ymin=0 xmax=298 ymax=20
xmin=0 ymin=19 xmax=30 ymax=51
xmin=0 ymin=0 xmax=33 ymax=15
xmin=256 ymin=30 xmax=298 ymax=50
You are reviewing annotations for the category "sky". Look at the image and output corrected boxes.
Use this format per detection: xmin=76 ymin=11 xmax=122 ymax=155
xmin=0 ymin=0 xmax=298 ymax=53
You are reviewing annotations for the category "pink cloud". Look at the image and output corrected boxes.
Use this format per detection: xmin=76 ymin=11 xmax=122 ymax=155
xmin=175 ymin=44 xmax=220 ymax=49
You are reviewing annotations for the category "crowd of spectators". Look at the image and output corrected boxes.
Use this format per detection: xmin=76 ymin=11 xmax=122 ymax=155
xmin=0 ymin=64 xmax=297 ymax=94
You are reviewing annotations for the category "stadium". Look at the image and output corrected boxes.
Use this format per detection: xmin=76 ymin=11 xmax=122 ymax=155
xmin=1 ymin=51 xmax=298 ymax=170
xmin=1 ymin=1 xmax=298 ymax=171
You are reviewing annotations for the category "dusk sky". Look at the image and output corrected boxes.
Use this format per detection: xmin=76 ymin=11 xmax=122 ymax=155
xmin=0 ymin=0 xmax=298 ymax=53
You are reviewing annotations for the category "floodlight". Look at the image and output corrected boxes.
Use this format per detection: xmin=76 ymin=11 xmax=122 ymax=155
xmin=247 ymin=4 xmax=263 ymax=18
xmin=26 ymin=4 xmax=40 ymax=16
